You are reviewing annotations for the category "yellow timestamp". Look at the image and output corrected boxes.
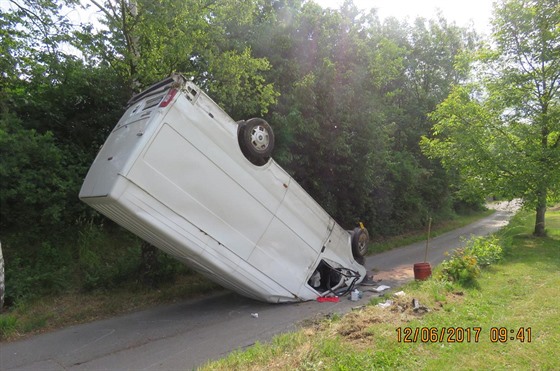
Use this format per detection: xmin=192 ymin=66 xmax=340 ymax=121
xmin=396 ymin=327 xmax=482 ymax=343
xmin=489 ymin=327 xmax=532 ymax=343
xmin=396 ymin=327 xmax=532 ymax=343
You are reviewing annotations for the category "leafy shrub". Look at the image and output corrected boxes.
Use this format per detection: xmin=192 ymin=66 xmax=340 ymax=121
xmin=138 ymin=246 xmax=188 ymax=288
xmin=0 ymin=115 xmax=85 ymax=236
xmin=465 ymin=235 xmax=504 ymax=266
xmin=439 ymin=248 xmax=480 ymax=286
xmin=438 ymin=235 xmax=506 ymax=286
xmin=3 ymin=240 xmax=73 ymax=304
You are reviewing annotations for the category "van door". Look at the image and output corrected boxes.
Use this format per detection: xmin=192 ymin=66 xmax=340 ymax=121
xmin=247 ymin=178 xmax=335 ymax=295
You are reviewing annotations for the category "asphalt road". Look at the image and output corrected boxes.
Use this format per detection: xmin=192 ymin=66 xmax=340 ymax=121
xmin=0 ymin=202 xmax=519 ymax=371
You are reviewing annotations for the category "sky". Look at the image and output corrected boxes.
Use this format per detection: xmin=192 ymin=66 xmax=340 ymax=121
xmin=0 ymin=1 xmax=495 ymax=35
xmin=314 ymin=0 xmax=496 ymax=35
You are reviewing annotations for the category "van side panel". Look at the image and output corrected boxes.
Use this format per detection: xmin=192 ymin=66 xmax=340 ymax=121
xmin=84 ymin=180 xmax=298 ymax=302
xmin=275 ymin=181 xmax=334 ymax=253
xmin=86 ymin=181 xmax=207 ymax=260
xmin=128 ymin=123 xmax=272 ymax=260
xmin=167 ymin=90 xmax=290 ymax=214
xmin=248 ymin=217 xmax=319 ymax=295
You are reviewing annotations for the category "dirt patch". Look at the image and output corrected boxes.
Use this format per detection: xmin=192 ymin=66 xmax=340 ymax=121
xmin=314 ymin=289 xmax=466 ymax=350
xmin=371 ymin=265 xmax=414 ymax=283
xmin=335 ymin=310 xmax=383 ymax=341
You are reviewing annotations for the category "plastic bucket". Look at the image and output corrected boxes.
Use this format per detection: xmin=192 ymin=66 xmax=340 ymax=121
xmin=413 ymin=262 xmax=432 ymax=280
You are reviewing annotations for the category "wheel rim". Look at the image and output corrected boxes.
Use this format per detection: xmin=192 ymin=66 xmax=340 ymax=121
xmin=358 ymin=234 xmax=368 ymax=255
xmin=250 ymin=125 xmax=270 ymax=152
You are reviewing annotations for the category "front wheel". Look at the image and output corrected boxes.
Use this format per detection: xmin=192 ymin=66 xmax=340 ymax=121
xmin=351 ymin=227 xmax=369 ymax=265
xmin=238 ymin=118 xmax=274 ymax=166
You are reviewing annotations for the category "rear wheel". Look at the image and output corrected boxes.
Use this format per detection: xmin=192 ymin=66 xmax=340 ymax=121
xmin=351 ymin=227 xmax=369 ymax=265
xmin=238 ymin=118 xmax=274 ymax=166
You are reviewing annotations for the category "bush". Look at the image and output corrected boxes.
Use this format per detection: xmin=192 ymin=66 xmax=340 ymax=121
xmin=3 ymin=240 xmax=74 ymax=304
xmin=439 ymin=248 xmax=480 ymax=286
xmin=438 ymin=235 xmax=506 ymax=286
xmin=465 ymin=235 xmax=504 ymax=266
xmin=0 ymin=115 xmax=85 ymax=236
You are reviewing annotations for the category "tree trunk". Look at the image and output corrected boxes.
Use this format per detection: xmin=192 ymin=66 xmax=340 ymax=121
xmin=534 ymin=190 xmax=547 ymax=236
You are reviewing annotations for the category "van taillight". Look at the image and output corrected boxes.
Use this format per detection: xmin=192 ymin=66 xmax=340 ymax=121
xmin=159 ymin=88 xmax=178 ymax=107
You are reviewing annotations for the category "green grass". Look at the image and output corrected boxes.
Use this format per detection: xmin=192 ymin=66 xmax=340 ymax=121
xmin=201 ymin=207 xmax=560 ymax=370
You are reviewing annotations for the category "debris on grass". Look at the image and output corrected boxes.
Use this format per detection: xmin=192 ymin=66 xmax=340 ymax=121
xmin=412 ymin=298 xmax=430 ymax=314
xmin=377 ymin=300 xmax=393 ymax=308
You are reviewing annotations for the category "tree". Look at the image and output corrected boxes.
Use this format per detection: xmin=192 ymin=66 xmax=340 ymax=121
xmin=0 ymin=114 xmax=81 ymax=235
xmin=237 ymin=1 xmax=478 ymax=234
xmin=422 ymin=0 xmax=560 ymax=236
xmin=80 ymin=0 xmax=278 ymax=116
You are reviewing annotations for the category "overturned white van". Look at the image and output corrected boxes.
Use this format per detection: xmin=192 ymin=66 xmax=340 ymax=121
xmin=79 ymin=74 xmax=368 ymax=303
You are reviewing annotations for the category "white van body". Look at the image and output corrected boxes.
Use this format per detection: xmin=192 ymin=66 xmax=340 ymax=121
xmin=79 ymin=74 xmax=366 ymax=303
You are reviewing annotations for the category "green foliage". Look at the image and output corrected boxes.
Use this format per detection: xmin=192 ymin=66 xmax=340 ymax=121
xmin=77 ymin=222 xmax=187 ymax=292
xmin=78 ymin=222 xmax=136 ymax=291
xmin=1 ymin=0 xmax=485 ymax=307
xmin=251 ymin=3 xmax=478 ymax=232
xmin=0 ymin=115 xmax=79 ymax=234
xmin=4 ymin=241 xmax=73 ymax=303
xmin=0 ymin=314 xmax=18 ymax=339
xmin=422 ymin=0 xmax=560 ymax=235
xmin=465 ymin=235 xmax=504 ymax=266
xmin=206 ymin=48 xmax=279 ymax=118
xmin=439 ymin=248 xmax=480 ymax=286
xmin=438 ymin=234 xmax=506 ymax=286
xmin=82 ymin=0 xmax=279 ymax=114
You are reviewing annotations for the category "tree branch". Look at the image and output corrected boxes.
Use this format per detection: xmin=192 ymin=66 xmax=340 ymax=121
xmin=87 ymin=0 xmax=117 ymax=23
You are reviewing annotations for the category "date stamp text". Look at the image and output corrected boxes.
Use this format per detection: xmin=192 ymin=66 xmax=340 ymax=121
xmin=396 ymin=327 xmax=531 ymax=343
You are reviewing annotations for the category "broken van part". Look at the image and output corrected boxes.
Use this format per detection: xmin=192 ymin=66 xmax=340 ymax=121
xmin=79 ymin=73 xmax=368 ymax=303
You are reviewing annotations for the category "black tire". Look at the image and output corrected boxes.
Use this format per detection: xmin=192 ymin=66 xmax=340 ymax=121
xmin=351 ymin=227 xmax=369 ymax=265
xmin=238 ymin=118 xmax=274 ymax=165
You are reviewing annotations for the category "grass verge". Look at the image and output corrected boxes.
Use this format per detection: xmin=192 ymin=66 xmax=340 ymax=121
xmin=0 ymin=273 xmax=222 ymax=341
xmin=200 ymin=207 xmax=559 ymax=370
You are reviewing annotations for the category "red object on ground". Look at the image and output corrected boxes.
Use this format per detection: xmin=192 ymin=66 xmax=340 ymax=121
xmin=413 ymin=262 xmax=432 ymax=280
xmin=317 ymin=296 xmax=340 ymax=303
